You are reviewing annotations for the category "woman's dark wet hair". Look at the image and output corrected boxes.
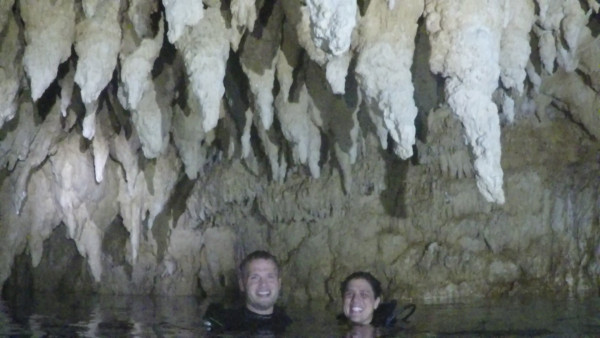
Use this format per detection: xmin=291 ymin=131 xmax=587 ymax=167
xmin=340 ymin=271 xmax=382 ymax=299
xmin=239 ymin=250 xmax=280 ymax=279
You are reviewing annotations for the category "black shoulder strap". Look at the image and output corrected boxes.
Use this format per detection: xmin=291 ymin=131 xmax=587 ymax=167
xmin=397 ymin=303 xmax=417 ymax=323
xmin=373 ymin=301 xmax=417 ymax=327
xmin=373 ymin=300 xmax=398 ymax=327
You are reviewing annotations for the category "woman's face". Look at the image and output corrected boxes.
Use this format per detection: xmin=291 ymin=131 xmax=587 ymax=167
xmin=342 ymin=278 xmax=381 ymax=325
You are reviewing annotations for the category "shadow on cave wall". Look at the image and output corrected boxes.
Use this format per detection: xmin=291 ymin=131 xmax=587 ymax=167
xmin=376 ymin=14 xmax=443 ymax=219
xmin=2 ymin=223 xmax=95 ymax=318
xmin=102 ymin=215 xmax=132 ymax=278
xmin=1 ymin=248 xmax=34 ymax=324
xmin=379 ymin=143 xmax=411 ymax=218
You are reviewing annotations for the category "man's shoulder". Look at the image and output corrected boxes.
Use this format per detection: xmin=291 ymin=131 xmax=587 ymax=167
xmin=203 ymin=303 xmax=292 ymax=332
xmin=203 ymin=303 xmax=246 ymax=331
xmin=271 ymin=305 xmax=292 ymax=325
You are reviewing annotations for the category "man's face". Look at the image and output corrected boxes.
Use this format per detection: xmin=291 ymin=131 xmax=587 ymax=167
xmin=240 ymin=258 xmax=281 ymax=315
xmin=343 ymin=278 xmax=380 ymax=325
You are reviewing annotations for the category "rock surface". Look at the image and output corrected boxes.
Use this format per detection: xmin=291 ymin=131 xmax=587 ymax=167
xmin=0 ymin=0 xmax=599 ymax=304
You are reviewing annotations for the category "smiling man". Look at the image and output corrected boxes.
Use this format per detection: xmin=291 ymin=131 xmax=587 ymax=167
xmin=240 ymin=250 xmax=282 ymax=314
xmin=203 ymin=250 xmax=292 ymax=334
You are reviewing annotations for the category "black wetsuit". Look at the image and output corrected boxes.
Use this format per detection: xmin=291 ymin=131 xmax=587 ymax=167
xmin=203 ymin=303 xmax=292 ymax=335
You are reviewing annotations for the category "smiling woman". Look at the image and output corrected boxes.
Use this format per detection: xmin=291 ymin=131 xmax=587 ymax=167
xmin=341 ymin=272 xmax=382 ymax=325
xmin=338 ymin=271 xmax=417 ymax=336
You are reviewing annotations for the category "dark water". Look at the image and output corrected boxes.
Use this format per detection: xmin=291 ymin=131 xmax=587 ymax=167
xmin=1 ymin=293 xmax=599 ymax=337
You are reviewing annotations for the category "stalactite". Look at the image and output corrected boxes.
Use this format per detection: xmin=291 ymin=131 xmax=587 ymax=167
xmin=355 ymin=0 xmax=423 ymax=159
xmin=281 ymin=1 xmax=327 ymax=66
xmin=13 ymin=104 xmax=65 ymax=214
xmin=118 ymin=18 xmax=167 ymax=158
xmin=162 ymin=0 xmax=203 ymax=44
xmin=231 ymin=0 xmax=257 ymax=32
xmin=171 ymin=102 xmax=211 ymax=180
xmin=175 ymin=7 xmax=229 ymax=133
xmin=75 ymin=0 xmax=121 ymax=104
xmin=50 ymin=130 xmax=120 ymax=282
xmin=128 ymin=0 xmax=158 ymax=39
xmin=256 ymin=118 xmax=287 ymax=183
xmin=92 ymin=106 xmax=112 ymax=183
xmin=426 ymin=0 xmax=505 ymax=204
xmin=325 ymin=53 xmax=351 ymax=94
xmin=0 ymin=10 xmax=21 ymax=128
xmin=117 ymin=165 xmax=145 ymax=265
xmin=239 ymin=1 xmax=282 ymax=131
xmin=305 ymin=0 xmax=357 ymax=56
xmin=75 ymin=0 xmax=121 ymax=140
xmin=275 ymin=49 xmax=321 ymax=179
xmin=500 ymin=0 xmax=535 ymax=94
xmin=59 ymin=62 xmax=76 ymax=117
xmin=144 ymin=144 xmax=181 ymax=229
xmin=0 ymin=101 xmax=36 ymax=172
xmin=25 ymin=166 xmax=61 ymax=268
xmin=119 ymin=18 xmax=164 ymax=111
xmin=21 ymin=0 xmax=75 ymax=102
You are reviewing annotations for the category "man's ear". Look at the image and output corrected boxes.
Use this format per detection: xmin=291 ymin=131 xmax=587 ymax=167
xmin=374 ymin=297 xmax=381 ymax=309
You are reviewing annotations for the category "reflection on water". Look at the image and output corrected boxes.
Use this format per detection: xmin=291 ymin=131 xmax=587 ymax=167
xmin=412 ymin=297 xmax=600 ymax=336
xmin=0 ymin=293 xmax=207 ymax=337
xmin=0 ymin=293 xmax=599 ymax=337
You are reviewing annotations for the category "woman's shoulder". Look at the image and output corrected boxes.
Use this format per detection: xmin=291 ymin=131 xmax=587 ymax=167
xmin=373 ymin=301 xmax=417 ymax=328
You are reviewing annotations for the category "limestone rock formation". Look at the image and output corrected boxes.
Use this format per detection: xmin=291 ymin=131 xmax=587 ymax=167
xmin=21 ymin=0 xmax=75 ymax=102
xmin=0 ymin=0 xmax=599 ymax=303
xmin=0 ymin=5 xmax=21 ymax=129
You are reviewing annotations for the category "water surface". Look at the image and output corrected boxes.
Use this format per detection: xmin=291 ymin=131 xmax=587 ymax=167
xmin=1 ymin=293 xmax=599 ymax=336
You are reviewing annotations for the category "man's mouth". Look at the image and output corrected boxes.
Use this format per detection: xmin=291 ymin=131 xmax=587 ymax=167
xmin=351 ymin=306 xmax=363 ymax=313
xmin=257 ymin=290 xmax=271 ymax=297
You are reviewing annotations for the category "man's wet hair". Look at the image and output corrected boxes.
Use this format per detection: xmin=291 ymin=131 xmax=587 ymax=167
xmin=340 ymin=271 xmax=382 ymax=299
xmin=239 ymin=250 xmax=280 ymax=279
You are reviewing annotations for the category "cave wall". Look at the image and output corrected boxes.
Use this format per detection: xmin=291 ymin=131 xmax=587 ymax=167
xmin=0 ymin=0 xmax=599 ymax=303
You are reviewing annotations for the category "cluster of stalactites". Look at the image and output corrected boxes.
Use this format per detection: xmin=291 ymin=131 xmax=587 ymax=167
xmin=0 ymin=1 xmax=537 ymax=202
